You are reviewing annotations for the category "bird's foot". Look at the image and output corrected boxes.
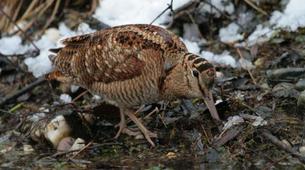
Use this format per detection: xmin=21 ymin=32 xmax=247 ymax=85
xmin=124 ymin=110 xmax=157 ymax=147
xmin=116 ymin=125 xmax=157 ymax=140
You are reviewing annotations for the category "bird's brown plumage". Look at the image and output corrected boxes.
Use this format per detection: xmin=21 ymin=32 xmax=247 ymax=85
xmin=48 ymin=24 xmax=219 ymax=146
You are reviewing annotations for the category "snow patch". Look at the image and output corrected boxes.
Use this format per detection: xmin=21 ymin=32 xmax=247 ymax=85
xmin=23 ymin=23 xmax=97 ymax=78
xmin=271 ymin=0 xmax=305 ymax=31
xmin=94 ymin=0 xmax=191 ymax=26
xmin=0 ymin=35 xmax=29 ymax=54
xmin=219 ymin=22 xmax=243 ymax=43
xmin=184 ymin=39 xmax=237 ymax=67
xmin=247 ymin=24 xmax=274 ymax=46
xmin=246 ymin=0 xmax=305 ymax=46
xmin=200 ymin=0 xmax=234 ymax=17
xmin=24 ymin=34 xmax=57 ymax=77
xmin=59 ymin=94 xmax=72 ymax=104
xmin=183 ymin=39 xmax=201 ymax=54
xmin=201 ymin=50 xmax=237 ymax=68
xmin=70 ymin=85 xmax=80 ymax=93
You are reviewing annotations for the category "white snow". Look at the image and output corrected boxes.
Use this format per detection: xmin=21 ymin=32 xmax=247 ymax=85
xmin=23 ymin=23 xmax=97 ymax=78
xmin=0 ymin=35 xmax=29 ymax=54
xmin=59 ymin=94 xmax=72 ymax=104
xmin=70 ymin=85 xmax=80 ymax=93
xmin=238 ymin=58 xmax=255 ymax=70
xmin=200 ymin=0 xmax=235 ymax=17
xmin=92 ymin=95 xmax=102 ymax=101
xmin=271 ymin=0 xmax=305 ymax=31
xmin=184 ymin=39 xmax=237 ymax=67
xmin=201 ymin=50 xmax=237 ymax=68
xmin=183 ymin=39 xmax=201 ymax=54
xmin=247 ymin=24 xmax=274 ymax=46
xmin=94 ymin=0 xmax=191 ymax=26
xmin=24 ymin=35 xmax=55 ymax=77
xmin=246 ymin=0 xmax=305 ymax=46
xmin=219 ymin=22 xmax=243 ymax=43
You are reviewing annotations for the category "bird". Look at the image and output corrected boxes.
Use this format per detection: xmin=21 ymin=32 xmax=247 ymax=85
xmin=47 ymin=24 xmax=220 ymax=147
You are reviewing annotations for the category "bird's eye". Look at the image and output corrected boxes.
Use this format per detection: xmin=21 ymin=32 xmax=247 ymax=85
xmin=192 ymin=70 xmax=199 ymax=77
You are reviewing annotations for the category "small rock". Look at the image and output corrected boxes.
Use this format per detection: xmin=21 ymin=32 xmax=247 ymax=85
xmin=69 ymin=138 xmax=85 ymax=151
xmin=272 ymin=83 xmax=299 ymax=98
xmin=297 ymin=90 xmax=305 ymax=110
xmin=254 ymin=57 xmax=266 ymax=68
xmin=299 ymin=146 xmax=305 ymax=155
xmin=252 ymin=116 xmax=267 ymax=127
xmin=23 ymin=144 xmax=34 ymax=154
xmin=295 ymin=79 xmax=305 ymax=91
xmin=281 ymin=139 xmax=292 ymax=149
xmin=255 ymin=106 xmax=273 ymax=118
xmin=57 ymin=137 xmax=75 ymax=151
xmin=166 ymin=152 xmax=177 ymax=159
xmin=267 ymin=68 xmax=305 ymax=83
xmin=0 ymin=145 xmax=13 ymax=154
xmin=223 ymin=116 xmax=244 ymax=131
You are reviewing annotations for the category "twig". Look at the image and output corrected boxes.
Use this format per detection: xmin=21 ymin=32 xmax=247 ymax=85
xmin=0 ymin=7 xmax=40 ymax=51
xmin=150 ymin=0 xmax=174 ymax=25
xmin=212 ymin=125 xmax=244 ymax=147
xmin=0 ymin=109 xmax=12 ymax=115
xmin=70 ymin=141 xmax=93 ymax=159
xmin=236 ymin=48 xmax=257 ymax=85
xmin=72 ymin=90 xmax=89 ymax=103
xmin=261 ymin=129 xmax=305 ymax=164
xmin=48 ymin=142 xmax=122 ymax=158
xmin=173 ymin=0 xmax=200 ymax=19
xmin=38 ymin=0 xmax=61 ymax=37
xmin=0 ymin=77 xmax=46 ymax=106
xmin=202 ymin=0 xmax=244 ymax=30
xmin=243 ymin=0 xmax=268 ymax=16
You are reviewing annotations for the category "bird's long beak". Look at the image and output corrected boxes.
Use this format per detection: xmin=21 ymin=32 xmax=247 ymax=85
xmin=202 ymin=88 xmax=220 ymax=121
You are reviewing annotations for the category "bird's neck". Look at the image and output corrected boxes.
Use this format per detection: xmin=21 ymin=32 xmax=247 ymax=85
xmin=160 ymin=63 xmax=188 ymax=100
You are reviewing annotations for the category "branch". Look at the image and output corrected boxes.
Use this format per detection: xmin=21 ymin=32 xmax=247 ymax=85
xmin=150 ymin=0 xmax=174 ymax=25
xmin=0 ymin=7 xmax=40 ymax=52
xmin=261 ymin=129 xmax=305 ymax=164
xmin=0 ymin=77 xmax=46 ymax=107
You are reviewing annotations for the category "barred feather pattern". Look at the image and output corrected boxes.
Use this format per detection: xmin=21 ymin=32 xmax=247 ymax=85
xmin=49 ymin=24 xmax=215 ymax=108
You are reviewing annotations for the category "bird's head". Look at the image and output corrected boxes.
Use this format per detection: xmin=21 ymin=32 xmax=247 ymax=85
xmin=183 ymin=53 xmax=220 ymax=121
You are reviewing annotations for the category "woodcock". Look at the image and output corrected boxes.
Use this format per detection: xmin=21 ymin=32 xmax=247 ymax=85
xmin=48 ymin=24 xmax=220 ymax=147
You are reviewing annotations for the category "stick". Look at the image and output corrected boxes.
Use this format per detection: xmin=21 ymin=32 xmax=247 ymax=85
xmin=0 ymin=77 xmax=46 ymax=107
xmin=202 ymin=0 xmax=244 ymax=30
xmin=0 ymin=7 xmax=40 ymax=51
xmin=243 ymin=0 xmax=268 ymax=16
xmin=261 ymin=129 xmax=305 ymax=164
xmin=150 ymin=0 xmax=174 ymax=25
xmin=236 ymin=48 xmax=257 ymax=85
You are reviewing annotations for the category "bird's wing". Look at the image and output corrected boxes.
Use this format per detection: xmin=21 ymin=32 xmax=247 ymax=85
xmin=50 ymin=28 xmax=163 ymax=85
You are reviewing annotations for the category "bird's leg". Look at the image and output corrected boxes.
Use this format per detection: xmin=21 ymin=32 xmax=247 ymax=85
xmin=114 ymin=111 xmax=126 ymax=139
xmin=115 ymin=110 xmax=142 ymax=138
xmin=124 ymin=109 xmax=157 ymax=147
